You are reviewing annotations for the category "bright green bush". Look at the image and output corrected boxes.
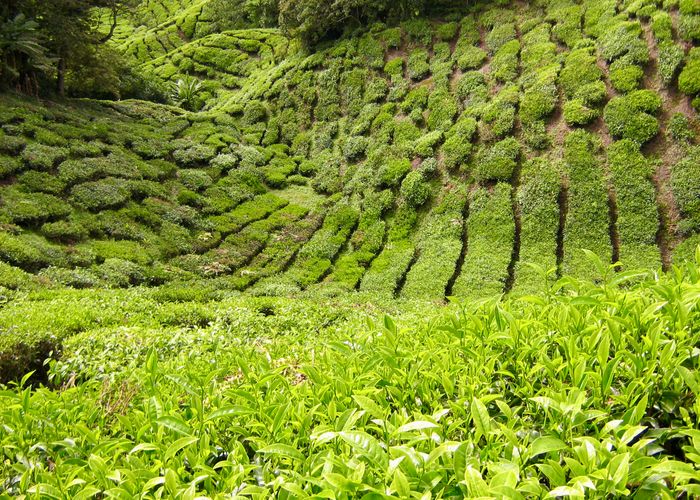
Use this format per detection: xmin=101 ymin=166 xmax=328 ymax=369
xmin=491 ymin=39 xmax=520 ymax=82
xmin=473 ymin=137 xmax=520 ymax=182
xmin=441 ymin=117 xmax=477 ymax=169
xmin=658 ymin=42 xmax=685 ymax=85
xmin=604 ymin=90 xmax=662 ymax=144
xmin=486 ymin=23 xmax=516 ymax=53
xmin=679 ymin=49 xmax=700 ymax=95
xmin=669 ymin=112 xmax=695 ymax=142
xmin=379 ymin=157 xmax=411 ymax=188
xmin=607 ymin=139 xmax=660 ymax=269
xmin=609 ymin=61 xmax=644 ymax=93
xmin=407 ymin=49 xmax=430 ymax=80
xmin=0 ymin=187 xmax=71 ymax=224
xmin=451 ymin=183 xmax=514 ymax=299
xmin=671 ymin=146 xmax=700 ymax=235
xmin=427 ymin=89 xmax=457 ymax=131
xmin=564 ymin=98 xmax=600 ymax=126
xmin=559 ymin=48 xmax=604 ymax=98
xmin=399 ymin=170 xmax=430 ymax=207
xmin=562 ymin=130 xmax=612 ymax=278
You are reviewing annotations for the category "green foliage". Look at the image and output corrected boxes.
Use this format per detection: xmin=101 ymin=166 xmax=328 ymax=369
xmin=562 ymin=131 xmax=612 ymax=278
xmin=407 ymin=48 xmax=430 ymax=80
xmin=669 ymin=112 xmax=695 ymax=142
xmin=452 ymin=183 xmax=514 ymax=298
xmin=513 ymin=158 xmax=560 ymax=295
xmin=671 ymin=146 xmax=700 ymax=235
xmin=607 ymin=140 xmax=661 ymax=269
xmin=564 ymin=99 xmax=600 ymax=126
xmin=604 ymin=90 xmax=662 ymax=144
xmin=71 ymin=178 xmax=132 ymax=211
xmin=679 ymin=49 xmax=700 ymax=95
xmin=402 ymin=187 xmax=466 ymax=299
xmin=380 ymin=157 xmax=412 ymax=188
xmin=473 ymin=137 xmax=520 ymax=183
xmin=658 ymin=42 xmax=685 ymax=85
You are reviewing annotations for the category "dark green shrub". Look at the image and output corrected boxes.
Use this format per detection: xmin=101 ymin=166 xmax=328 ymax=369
xmin=38 ymin=266 xmax=100 ymax=288
xmin=97 ymin=258 xmax=147 ymax=287
xmin=342 ymin=136 xmax=368 ymax=161
xmin=658 ymin=42 xmax=685 ymax=85
xmin=441 ymin=118 xmax=477 ymax=169
xmin=679 ymin=14 xmax=700 ymax=41
xmin=671 ymin=146 xmax=700 ymax=234
xmin=0 ymin=232 xmax=66 ymax=271
xmin=0 ymin=261 xmax=31 ymax=289
xmin=436 ymin=21 xmax=458 ymax=41
xmin=598 ymin=22 xmax=649 ymax=63
xmin=401 ymin=86 xmax=429 ymax=113
xmin=455 ymin=44 xmax=487 ymax=70
xmin=0 ymin=155 xmax=23 ymax=178
xmin=178 ymin=169 xmax=213 ymax=191
xmin=173 ymin=144 xmax=217 ymax=167
xmin=473 ymin=137 xmax=520 ymax=182
xmin=486 ymin=23 xmax=516 ymax=53
xmin=402 ymin=18 xmax=432 ymax=45
xmin=71 ymin=178 xmax=132 ymax=211
xmin=522 ymin=120 xmax=551 ymax=150
xmin=18 ymin=171 xmax=66 ymax=194
xmin=0 ymin=134 xmax=26 ymax=154
xmin=427 ymin=89 xmax=457 ymax=131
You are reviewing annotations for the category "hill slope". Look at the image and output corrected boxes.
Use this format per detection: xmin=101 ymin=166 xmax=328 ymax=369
xmin=1 ymin=0 xmax=700 ymax=302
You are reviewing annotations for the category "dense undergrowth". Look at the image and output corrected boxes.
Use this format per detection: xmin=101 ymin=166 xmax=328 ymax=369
xmin=1 ymin=252 xmax=700 ymax=497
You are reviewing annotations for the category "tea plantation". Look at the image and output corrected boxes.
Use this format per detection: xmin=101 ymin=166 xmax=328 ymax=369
xmin=2 ymin=0 xmax=700 ymax=496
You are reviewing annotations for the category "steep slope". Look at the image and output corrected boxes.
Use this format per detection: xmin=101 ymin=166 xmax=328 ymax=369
xmin=1 ymin=0 xmax=700 ymax=301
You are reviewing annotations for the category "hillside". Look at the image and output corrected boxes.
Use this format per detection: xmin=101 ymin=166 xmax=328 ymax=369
xmin=2 ymin=0 xmax=700 ymax=497
xmin=1 ymin=0 xmax=699 ymax=301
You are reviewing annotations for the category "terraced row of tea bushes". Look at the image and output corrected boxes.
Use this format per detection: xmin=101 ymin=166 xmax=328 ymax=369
xmin=512 ymin=158 xmax=561 ymax=295
xmin=261 ymin=199 xmax=359 ymax=293
xmin=560 ymin=45 xmax=607 ymax=127
xmin=607 ymin=140 xmax=661 ymax=270
xmin=401 ymin=187 xmax=467 ymax=300
xmin=325 ymin=190 xmax=393 ymax=292
xmin=562 ymin=130 xmax=612 ymax=279
xmin=519 ymin=22 xmax=559 ymax=149
xmin=451 ymin=183 xmax=514 ymax=300
xmin=671 ymin=145 xmax=700 ymax=262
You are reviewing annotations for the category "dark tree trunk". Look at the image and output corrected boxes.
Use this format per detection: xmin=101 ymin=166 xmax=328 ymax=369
xmin=56 ymin=57 xmax=65 ymax=96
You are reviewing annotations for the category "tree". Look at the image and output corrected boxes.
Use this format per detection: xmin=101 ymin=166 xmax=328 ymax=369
xmin=0 ymin=14 xmax=52 ymax=94
xmin=0 ymin=0 xmax=139 ymax=95
xmin=278 ymin=0 xmax=427 ymax=46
